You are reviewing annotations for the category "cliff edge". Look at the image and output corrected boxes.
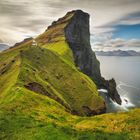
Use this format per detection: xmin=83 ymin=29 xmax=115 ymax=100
xmin=37 ymin=10 xmax=122 ymax=105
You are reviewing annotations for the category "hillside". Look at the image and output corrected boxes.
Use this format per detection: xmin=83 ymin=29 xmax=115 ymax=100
xmin=0 ymin=10 xmax=107 ymax=116
xmin=0 ymin=10 xmax=140 ymax=140
xmin=36 ymin=10 xmax=122 ymax=105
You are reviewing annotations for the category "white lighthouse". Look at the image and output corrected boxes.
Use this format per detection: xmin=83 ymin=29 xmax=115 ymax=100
xmin=32 ymin=39 xmax=37 ymax=47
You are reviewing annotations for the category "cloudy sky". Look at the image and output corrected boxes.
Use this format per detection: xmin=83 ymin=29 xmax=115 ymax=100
xmin=0 ymin=0 xmax=140 ymax=51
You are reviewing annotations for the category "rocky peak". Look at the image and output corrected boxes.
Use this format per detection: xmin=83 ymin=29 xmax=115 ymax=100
xmin=65 ymin=10 xmax=102 ymax=84
xmin=37 ymin=10 xmax=122 ymax=105
xmin=65 ymin=10 xmax=121 ymax=105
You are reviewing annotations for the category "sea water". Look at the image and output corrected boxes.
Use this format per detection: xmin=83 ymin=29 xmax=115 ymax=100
xmin=97 ymin=56 xmax=140 ymax=112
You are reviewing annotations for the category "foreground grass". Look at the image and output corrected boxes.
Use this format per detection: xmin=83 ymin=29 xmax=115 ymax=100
xmin=0 ymin=86 xmax=140 ymax=140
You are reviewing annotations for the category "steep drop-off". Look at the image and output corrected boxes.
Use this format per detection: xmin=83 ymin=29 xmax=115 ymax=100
xmin=65 ymin=11 xmax=122 ymax=105
xmin=37 ymin=10 xmax=121 ymax=105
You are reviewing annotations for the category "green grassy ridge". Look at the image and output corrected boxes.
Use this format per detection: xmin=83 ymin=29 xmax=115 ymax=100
xmin=0 ymin=39 xmax=33 ymax=66
xmin=17 ymin=46 xmax=104 ymax=115
xmin=0 ymin=37 xmax=105 ymax=115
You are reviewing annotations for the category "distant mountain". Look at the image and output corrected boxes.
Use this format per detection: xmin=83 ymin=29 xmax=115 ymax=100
xmin=95 ymin=50 xmax=140 ymax=56
xmin=0 ymin=43 xmax=9 ymax=51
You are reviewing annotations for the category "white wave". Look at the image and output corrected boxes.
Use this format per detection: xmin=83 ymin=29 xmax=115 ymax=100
xmin=110 ymin=81 xmax=136 ymax=111
xmin=112 ymin=81 xmax=136 ymax=111
xmin=112 ymin=96 xmax=135 ymax=111
xmin=98 ymin=89 xmax=108 ymax=93
xmin=99 ymin=82 xmax=137 ymax=112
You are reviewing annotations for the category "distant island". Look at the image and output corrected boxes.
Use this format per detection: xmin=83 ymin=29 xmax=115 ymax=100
xmin=0 ymin=43 xmax=9 ymax=51
xmin=95 ymin=50 xmax=140 ymax=56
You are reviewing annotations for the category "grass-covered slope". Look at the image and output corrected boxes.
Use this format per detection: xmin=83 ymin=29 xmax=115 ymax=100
xmin=0 ymin=41 xmax=140 ymax=140
xmin=20 ymin=46 xmax=105 ymax=115
xmin=0 ymin=40 xmax=105 ymax=116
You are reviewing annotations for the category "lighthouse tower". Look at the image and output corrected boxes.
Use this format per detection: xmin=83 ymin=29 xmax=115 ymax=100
xmin=32 ymin=39 xmax=37 ymax=47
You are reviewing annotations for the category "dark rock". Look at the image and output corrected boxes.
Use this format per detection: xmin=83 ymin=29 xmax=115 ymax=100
xmin=107 ymin=79 xmax=122 ymax=105
xmin=65 ymin=10 xmax=102 ymax=86
xmin=24 ymin=82 xmax=47 ymax=95
xmin=65 ymin=10 xmax=122 ymax=105
xmin=11 ymin=60 xmax=15 ymax=63
xmin=82 ymin=105 xmax=106 ymax=116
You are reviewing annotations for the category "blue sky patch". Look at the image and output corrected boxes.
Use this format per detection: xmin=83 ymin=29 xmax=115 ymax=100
xmin=113 ymin=24 xmax=140 ymax=40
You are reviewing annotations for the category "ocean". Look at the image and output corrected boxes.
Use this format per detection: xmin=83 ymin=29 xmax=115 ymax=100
xmin=97 ymin=56 xmax=140 ymax=112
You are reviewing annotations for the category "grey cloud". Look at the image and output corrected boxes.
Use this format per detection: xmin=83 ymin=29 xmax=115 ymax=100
xmin=0 ymin=1 xmax=31 ymax=17
xmin=92 ymin=38 xmax=140 ymax=51
xmin=0 ymin=0 xmax=140 ymax=46
xmin=0 ymin=39 xmax=3 ymax=43
xmin=118 ymin=12 xmax=140 ymax=25
xmin=125 ymin=39 xmax=140 ymax=48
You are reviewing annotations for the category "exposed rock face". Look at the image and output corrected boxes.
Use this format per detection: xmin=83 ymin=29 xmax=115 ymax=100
xmin=37 ymin=9 xmax=121 ymax=106
xmin=64 ymin=10 xmax=122 ymax=105
xmin=33 ymin=10 xmax=107 ymax=116
xmin=65 ymin=10 xmax=102 ymax=85
xmin=107 ymin=79 xmax=122 ymax=104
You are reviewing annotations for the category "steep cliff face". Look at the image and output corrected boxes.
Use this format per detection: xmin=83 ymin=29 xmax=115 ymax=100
xmin=64 ymin=10 xmax=122 ymax=105
xmin=65 ymin=10 xmax=102 ymax=86
xmin=36 ymin=10 xmax=121 ymax=105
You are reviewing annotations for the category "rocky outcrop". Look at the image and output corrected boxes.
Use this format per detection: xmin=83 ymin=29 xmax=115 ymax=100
xmin=64 ymin=10 xmax=122 ymax=105
xmin=65 ymin=10 xmax=101 ymax=85
xmin=107 ymin=79 xmax=122 ymax=104
xmin=37 ymin=9 xmax=122 ymax=106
